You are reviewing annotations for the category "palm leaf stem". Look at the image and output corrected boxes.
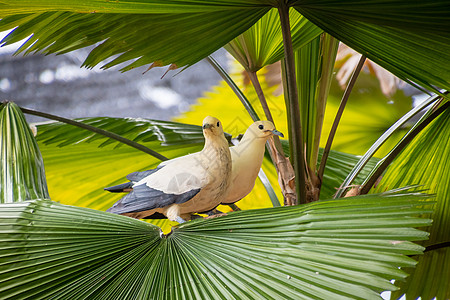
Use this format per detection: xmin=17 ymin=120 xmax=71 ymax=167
xmin=19 ymin=106 xmax=169 ymax=161
xmin=312 ymin=34 xmax=339 ymax=172
xmin=423 ymin=242 xmax=450 ymax=253
xmin=247 ymin=70 xmax=295 ymax=206
xmin=278 ymin=2 xmax=306 ymax=204
xmin=317 ymin=55 xmax=366 ymax=186
xmin=360 ymin=101 xmax=449 ymax=194
xmin=257 ymin=167 xmax=281 ymax=207
xmin=205 ymin=56 xmax=259 ymax=121
xmin=334 ymin=92 xmax=445 ymax=198
xmin=247 ymin=70 xmax=275 ymax=123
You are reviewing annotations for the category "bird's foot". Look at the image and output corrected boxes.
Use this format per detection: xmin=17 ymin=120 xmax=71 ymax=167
xmin=190 ymin=214 xmax=203 ymax=220
xmin=204 ymin=209 xmax=223 ymax=216
xmin=204 ymin=213 xmax=227 ymax=219
xmin=175 ymin=216 xmax=187 ymax=224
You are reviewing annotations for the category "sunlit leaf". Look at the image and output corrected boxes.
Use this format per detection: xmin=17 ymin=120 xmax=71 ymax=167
xmin=373 ymin=105 xmax=450 ymax=300
xmin=0 ymin=190 xmax=433 ymax=299
xmin=321 ymin=73 xmax=414 ymax=157
xmin=0 ymin=102 xmax=48 ymax=203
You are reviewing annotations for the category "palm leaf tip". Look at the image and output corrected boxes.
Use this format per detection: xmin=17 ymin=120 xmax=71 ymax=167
xmin=0 ymin=102 xmax=49 ymax=203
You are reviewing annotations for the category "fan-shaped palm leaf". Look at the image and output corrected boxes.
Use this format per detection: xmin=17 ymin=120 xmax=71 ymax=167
xmin=1 ymin=0 xmax=448 ymax=95
xmin=0 ymin=190 xmax=433 ymax=299
xmin=293 ymin=0 xmax=450 ymax=92
xmin=225 ymin=8 xmax=322 ymax=72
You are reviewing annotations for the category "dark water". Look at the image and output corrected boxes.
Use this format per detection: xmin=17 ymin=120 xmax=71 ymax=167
xmin=0 ymin=47 xmax=228 ymax=123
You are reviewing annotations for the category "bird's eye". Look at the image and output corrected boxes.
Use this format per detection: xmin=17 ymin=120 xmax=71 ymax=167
xmin=217 ymin=122 xmax=220 ymax=127
xmin=258 ymin=125 xmax=264 ymax=130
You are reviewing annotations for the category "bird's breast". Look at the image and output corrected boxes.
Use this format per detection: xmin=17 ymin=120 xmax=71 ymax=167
xmin=178 ymin=143 xmax=232 ymax=213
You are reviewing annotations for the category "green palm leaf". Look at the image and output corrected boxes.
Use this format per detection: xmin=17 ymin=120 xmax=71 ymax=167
xmin=0 ymin=1 xmax=270 ymax=70
xmin=293 ymin=0 xmax=450 ymax=92
xmin=295 ymin=33 xmax=338 ymax=171
xmin=373 ymin=104 xmax=450 ymax=299
xmin=0 ymin=102 xmax=48 ymax=203
xmin=321 ymin=73 xmax=414 ymax=157
xmin=0 ymin=190 xmax=433 ymax=299
xmin=225 ymin=8 xmax=322 ymax=72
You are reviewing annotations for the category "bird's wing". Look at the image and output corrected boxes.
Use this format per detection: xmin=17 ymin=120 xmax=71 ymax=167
xmin=136 ymin=153 xmax=209 ymax=194
xmin=107 ymin=153 xmax=208 ymax=214
xmin=104 ymin=166 xmax=162 ymax=192
xmin=106 ymin=183 xmax=201 ymax=214
xmin=104 ymin=182 xmax=134 ymax=193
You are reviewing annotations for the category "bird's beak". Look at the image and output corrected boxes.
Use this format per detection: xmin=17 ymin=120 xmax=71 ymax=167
xmin=271 ymin=129 xmax=284 ymax=138
xmin=202 ymin=123 xmax=213 ymax=130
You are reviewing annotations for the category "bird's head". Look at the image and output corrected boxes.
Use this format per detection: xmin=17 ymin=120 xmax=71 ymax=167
xmin=245 ymin=120 xmax=284 ymax=140
xmin=202 ymin=116 xmax=224 ymax=138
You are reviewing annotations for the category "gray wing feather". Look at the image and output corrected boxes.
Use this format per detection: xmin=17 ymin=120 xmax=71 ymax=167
xmin=104 ymin=166 xmax=164 ymax=193
xmin=126 ymin=167 xmax=163 ymax=182
xmin=104 ymin=182 xmax=133 ymax=193
xmin=106 ymin=183 xmax=200 ymax=214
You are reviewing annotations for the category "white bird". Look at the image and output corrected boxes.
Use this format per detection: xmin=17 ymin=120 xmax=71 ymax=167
xmin=221 ymin=120 xmax=283 ymax=206
xmin=105 ymin=116 xmax=232 ymax=223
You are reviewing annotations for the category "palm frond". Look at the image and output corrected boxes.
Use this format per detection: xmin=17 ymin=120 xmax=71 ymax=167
xmin=0 ymin=102 xmax=48 ymax=203
xmin=0 ymin=190 xmax=433 ymax=299
xmin=296 ymin=33 xmax=338 ymax=171
xmin=373 ymin=104 xmax=450 ymax=299
xmin=0 ymin=2 xmax=271 ymax=70
xmin=294 ymin=0 xmax=450 ymax=92
xmin=225 ymin=8 xmax=322 ymax=72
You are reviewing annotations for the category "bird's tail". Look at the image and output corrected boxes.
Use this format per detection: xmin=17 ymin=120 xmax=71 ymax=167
xmin=104 ymin=182 xmax=133 ymax=193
